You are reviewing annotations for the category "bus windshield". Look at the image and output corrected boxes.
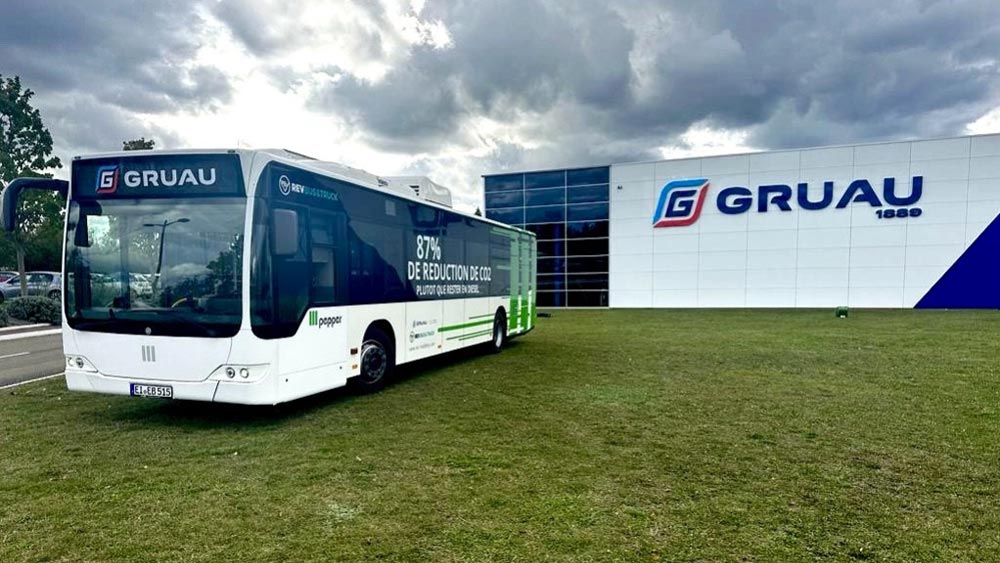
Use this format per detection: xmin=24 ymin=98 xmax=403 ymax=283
xmin=64 ymin=198 xmax=246 ymax=337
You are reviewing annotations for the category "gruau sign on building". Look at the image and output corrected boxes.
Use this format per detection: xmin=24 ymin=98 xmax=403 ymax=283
xmin=609 ymin=134 xmax=1000 ymax=308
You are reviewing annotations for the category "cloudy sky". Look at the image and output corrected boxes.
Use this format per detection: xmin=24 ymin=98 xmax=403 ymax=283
xmin=2 ymin=0 xmax=1000 ymax=210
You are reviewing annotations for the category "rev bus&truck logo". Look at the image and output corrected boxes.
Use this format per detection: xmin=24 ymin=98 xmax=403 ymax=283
xmin=96 ymin=165 xmax=119 ymax=194
xmin=652 ymin=178 xmax=710 ymax=228
xmin=652 ymin=175 xmax=924 ymax=227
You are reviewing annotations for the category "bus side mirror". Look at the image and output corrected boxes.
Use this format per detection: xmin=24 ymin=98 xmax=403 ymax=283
xmin=1 ymin=177 xmax=69 ymax=232
xmin=272 ymin=209 xmax=299 ymax=256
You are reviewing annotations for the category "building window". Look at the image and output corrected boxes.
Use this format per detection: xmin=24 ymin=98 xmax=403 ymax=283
xmin=483 ymin=167 xmax=610 ymax=308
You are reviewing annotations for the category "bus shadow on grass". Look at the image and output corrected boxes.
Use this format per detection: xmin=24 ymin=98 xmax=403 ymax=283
xmin=104 ymin=340 xmax=524 ymax=429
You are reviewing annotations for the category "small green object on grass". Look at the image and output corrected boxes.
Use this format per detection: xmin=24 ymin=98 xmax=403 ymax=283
xmin=835 ymin=306 xmax=849 ymax=318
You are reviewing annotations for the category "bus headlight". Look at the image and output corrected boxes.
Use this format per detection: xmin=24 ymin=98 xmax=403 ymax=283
xmin=211 ymin=364 xmax=269 ymax=383
xmin=65 ymin=355 xmax=98 ymax=373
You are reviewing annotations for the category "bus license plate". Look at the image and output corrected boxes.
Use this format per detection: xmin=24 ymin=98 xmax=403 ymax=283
xmin=130 ymin=383 xmax=173 ymax=399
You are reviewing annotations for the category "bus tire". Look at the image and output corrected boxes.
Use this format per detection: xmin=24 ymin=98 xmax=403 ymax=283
xmin=489 ymin=310 xmax=507 ymax=354
xmin=351 ymin=326 xmax=394 ymax=393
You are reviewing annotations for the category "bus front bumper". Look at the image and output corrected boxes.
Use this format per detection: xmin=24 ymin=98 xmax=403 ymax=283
xmin=65 ymin=370 xmax=279 ymax=405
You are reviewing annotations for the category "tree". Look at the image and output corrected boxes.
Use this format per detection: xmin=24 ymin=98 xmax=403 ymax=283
xmin=123 ymin=137 xmax=155 ymax=151
xmin=0 ymin=74 xmax=63 ymax=296
xmin=474 ymin=206 xmax=482 ymax=217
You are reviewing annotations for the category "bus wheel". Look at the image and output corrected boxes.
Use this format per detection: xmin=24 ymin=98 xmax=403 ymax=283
xmin=489 ymin=311 xmax=507 ymax=354
xmin=351 ymin=327 xmax=394 ymax=392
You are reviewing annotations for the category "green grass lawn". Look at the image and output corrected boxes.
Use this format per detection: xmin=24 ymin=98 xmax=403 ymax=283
xmin=2 ymin=310 xmax=1000 ymax=562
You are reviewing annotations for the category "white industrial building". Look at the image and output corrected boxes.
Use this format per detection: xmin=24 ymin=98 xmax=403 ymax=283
xmin=485 ymin=133 xmax=1000 ymax=308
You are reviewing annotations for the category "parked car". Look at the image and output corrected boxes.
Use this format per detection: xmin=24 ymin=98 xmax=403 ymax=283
xmin=0 ymin=271 xmax=17 ymax=283
xmin=0 ymin=271 xmax=62 ymax=302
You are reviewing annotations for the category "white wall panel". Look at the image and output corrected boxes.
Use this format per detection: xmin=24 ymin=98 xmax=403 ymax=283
xmin=748 ymin=229 xmax=798 ymax=250
xmin=749 ymin=150 xmax=800 ymax=172
xmin=612 ymin=289 xmax=652 ymax=308
xmin=698 ymin=211 xmax=748 ymax=233
xmin=654 ymin=158 xmax=702 ymax=179
xmin=748 ymin=209 xmax=798 ymax=230
xmin=851 ymin=225 xmax=906 ymax=247
xmin=746 ymin=268 xmax=797 ymax=289
xmin=906 ymin=223 xmax=967 ymax=246
xmin=700 ymin=232 xmax=748 ymax=252
xmin=798 ymin=165 xmax=856 ymax=185
xmin=613 ymin=197 xmax=657 ymax=220
xmin=971 ymin=134 xmax=1000 ymax=157
xmin=797 ymin=247 xmax=849 ymax=269
xmin=652 ymin=251 xmax=699 ymax=272
xmin=908 ymin=201 xmax=968 ymax=225
xmin=798 ymin=268 xmax=849 ymax=288
xmin=700 ymin=155 xmax=750 ymax=175
xmin=797 ymin=208 xmax=852 ymax=229
xmin=904 ymin=265 xmax=953 ymax=289
xmin=746 ymin=289 xmax=797 ymax=307
xmin=697 ymin=289 xmax=746 ymax=307
xmin=651 ymin=290 xmax=697 ymax=308
xmin=613 ymin=218 xmax=655 ymax=238
xmin=850 ymin=267 xmax=905 ymax=288
xmin=747 ymin=248 xmax=797 ymax=269
xmin=699 ymin=269 xmax=747 ymax=289
xmin=612 ymin=163 xmax=654 ymax=183
xmin=849 ymin=287 xmax=904 ymax=308
xmin=969 ymin=156 xmax=1000 ymax=179
xmin=610 ymin=253 xmax=652 ymax=273
xmin=652 ymin=233 xmax=700 ymax=254
xmin=796 ymin=287 xmax=849 ymax=307
xmin=652 ymin=270 xmax=699 ymax=290
xmin=610 ymin=272 xmax=653 ymax=292
xmin=612 ymin=180 xmax=657 ymax=202
xmin=911 ymin=137 xmax=970 ymax=161
xmin=610 ymin=235 xmax=653 ymax=255
xmin=800 ymin=146 xmax=854 ymax=168
xmin=850 ymin=246 xmax=905 ymax=268
xmin=854 ymin=142 xmax=910 ymax=165
xmin=700 ymin=251 xmax=747 ymax=271
xmin=967 ymin=179 xmax=1000 ymax=201
xmin=911 ymin=158 xmax=970 ymax=181
xmin=854 ymin=163 xmax=911 ymax=182
xmin=798 ymin=227 xmax=851 ymax=249
xmin=904 ymin=245 xmax=965 ymax=267
xmin=917 ymin=179 xmax=968 ymax=203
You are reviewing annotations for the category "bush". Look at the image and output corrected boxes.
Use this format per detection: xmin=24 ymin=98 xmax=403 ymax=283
xmin=0 ymin=305 xmax=9 ymax=328
xmin=5 ymin=296 xmax=61 ymax=325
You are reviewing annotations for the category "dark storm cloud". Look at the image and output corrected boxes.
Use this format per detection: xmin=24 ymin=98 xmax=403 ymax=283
xmin=291 ymin=0 xmax=1000 ymax=169
xmin=0 ymin=1 xmax=231 ymax=115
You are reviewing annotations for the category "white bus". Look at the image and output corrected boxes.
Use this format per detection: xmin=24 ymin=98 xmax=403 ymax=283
xmin=2 ymin=149 xmax=536 ymax=404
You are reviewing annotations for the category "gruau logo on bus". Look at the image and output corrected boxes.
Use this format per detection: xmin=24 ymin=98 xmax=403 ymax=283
xmin=96 ymin=165 xmax=119 ymax=194
xmin=652 ymin=178 xmax=711 ymax=227
xmin=95 ymin=165 xmax=218 ymax=192
xmin=652 ymin=176 xmax=924 ymax=227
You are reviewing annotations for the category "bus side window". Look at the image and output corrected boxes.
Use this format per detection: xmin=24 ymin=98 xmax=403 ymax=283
xmin=310 ymin=212 xmax=341 ymax=305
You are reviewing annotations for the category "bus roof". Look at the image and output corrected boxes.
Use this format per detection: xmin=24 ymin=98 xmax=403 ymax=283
xmin=72 ymin=148 xmax=533 ymax=237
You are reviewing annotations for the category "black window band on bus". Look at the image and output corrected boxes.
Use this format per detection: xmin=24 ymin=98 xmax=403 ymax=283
xmin=250 ymin=162 xmax=531 ymax=339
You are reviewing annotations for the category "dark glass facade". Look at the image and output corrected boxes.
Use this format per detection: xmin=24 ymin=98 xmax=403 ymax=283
xmin=484 ymin=167 xmax=609 ymax=307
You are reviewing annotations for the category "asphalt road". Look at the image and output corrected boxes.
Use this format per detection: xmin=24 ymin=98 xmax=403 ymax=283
xmin=0 ymin=327 xmax=64 ymax=388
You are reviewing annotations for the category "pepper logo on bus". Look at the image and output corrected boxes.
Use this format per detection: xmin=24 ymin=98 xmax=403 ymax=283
xmin=96 ymin=165 xmax=119 ymax=194
xmin=652 ymin=178 xmax=710 ymax=228
xmin=308 ymin=310 xmax=342 ymax=328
